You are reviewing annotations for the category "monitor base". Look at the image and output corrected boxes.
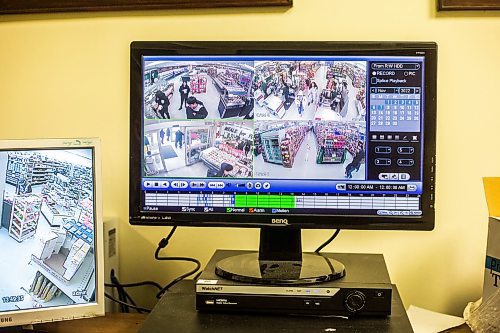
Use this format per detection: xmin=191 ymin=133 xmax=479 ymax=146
xmin=215 ymin=252 xmax=345 ymax=285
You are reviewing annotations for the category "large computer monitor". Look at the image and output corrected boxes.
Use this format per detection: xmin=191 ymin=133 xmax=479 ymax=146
xmin=129 ymin=42 xmax=437 ymax=284
xmin=0 ymin=138 xmax=104 ymax=329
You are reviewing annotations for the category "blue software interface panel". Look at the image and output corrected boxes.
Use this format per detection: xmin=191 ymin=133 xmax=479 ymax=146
xmin=139 ymin=56 xmax=425 ymax=217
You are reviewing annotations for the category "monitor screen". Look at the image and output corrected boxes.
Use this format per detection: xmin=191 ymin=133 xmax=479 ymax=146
xmin=0 ymin=139 xmax=104 ymax=327
xmin=130 ymin=42 xmax=436 ymax=230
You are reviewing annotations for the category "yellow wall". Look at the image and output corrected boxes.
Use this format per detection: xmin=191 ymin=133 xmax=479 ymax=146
xmin=1 ymin=0 xmax=500 ymax=315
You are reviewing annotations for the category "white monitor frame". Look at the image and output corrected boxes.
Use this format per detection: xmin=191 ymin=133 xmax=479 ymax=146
xmin=0 ymin=138 xmax=104 ymax=328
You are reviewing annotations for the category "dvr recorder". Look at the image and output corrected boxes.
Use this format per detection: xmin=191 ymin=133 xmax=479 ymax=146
xmin=196 ymin=250 xmax=393 ymax=317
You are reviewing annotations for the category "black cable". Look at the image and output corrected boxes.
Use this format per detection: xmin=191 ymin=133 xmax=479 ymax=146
xmin=105 ymin=281 xmax=160 ymax=313
xmin=107 ymin=269 xmax=161 ymax=313
xmin=193 ymin=270 xmax=203 ymax=280
xmin=155 ymin=259 xmax=201 ymax=298
xmin=154 ymin=227 xmax=202 ymax=299
xmin=315 ymin=229 xmax=341 ymax=253
xmin=104 ymin=292 xmax=151 ymax=313
xmin=110 ymin=271 xmax=129 ymax=312
xmin=105 ymin=281 xmax=162 ymax=290
xmin=119 ymin=287 xmax=140 ymax=313
xmin=160 ymin=226 xmax=178 ymax=247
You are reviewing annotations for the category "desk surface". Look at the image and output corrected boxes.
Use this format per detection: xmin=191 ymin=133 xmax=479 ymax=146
xmin=28 ymin=313 xmax=145 ymax=333
xmin=0 ymin=307 xmax=471 ymax=333
xmin=139 ymin=281 xmax=414 ymax=333
xmin=0 ymin=287 xmax=472 ymax=333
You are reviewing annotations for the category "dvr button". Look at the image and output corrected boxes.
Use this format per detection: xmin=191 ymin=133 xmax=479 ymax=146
xmin=397 ymin=147 xmax=414 ymax=154
xmin=397 ymin=159 xmax=414 ymax=167
xmin=375 ymin=146 xmax=391 ymax=154
xmin=375 ymin=158 xmax=391 ymax=166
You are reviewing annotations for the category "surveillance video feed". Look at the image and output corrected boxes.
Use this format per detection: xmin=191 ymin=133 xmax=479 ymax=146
xmin=252 ymin=60 xmax=367 ymax=122
xmin=142 ymin=58 xmax=368 ymax=180
xmin=144 ymin=120 xmax=254 ymax=178
xmin=143 ymin=60 xmax=255 ymax=120
xmin=0 ymin=149 xmax=96 ymax=312
xmin=254 ymin=120 xmax=366 ymax=180
xmin=138 ymin=52 xmax=430 ymax=218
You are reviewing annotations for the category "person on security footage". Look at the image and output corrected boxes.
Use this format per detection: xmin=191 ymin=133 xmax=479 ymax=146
xmin=153 ymin=90 xmax=171 ymax=119
xmin=215 ymin=162 xmax=234 ymax=177
xmin=178 ymin=81 xmax=191 ymax=110
xmin=345 ymin=141 xmax=365 ymax=179
xmin=185 ymin=96 xmax=208 ymax=119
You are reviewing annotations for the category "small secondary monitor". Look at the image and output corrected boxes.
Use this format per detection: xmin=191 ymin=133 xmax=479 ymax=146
xmin=129 ymin=42 xmax=437 ymax=283
xmin=0 ymin=138 xmax=104 ymax=328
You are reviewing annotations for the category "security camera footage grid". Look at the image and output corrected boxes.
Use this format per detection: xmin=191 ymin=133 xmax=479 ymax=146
xmin=0 ymin=148 xmax=97 ymax=313
xmin=142 ymin=58 xmax=368 ymax=181
xmin=138 ymin=54 xmax=426 ymax=217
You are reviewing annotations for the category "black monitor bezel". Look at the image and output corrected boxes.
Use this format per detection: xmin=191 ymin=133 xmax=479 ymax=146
xmin=130 ymin=41 xmax=437 ymax=231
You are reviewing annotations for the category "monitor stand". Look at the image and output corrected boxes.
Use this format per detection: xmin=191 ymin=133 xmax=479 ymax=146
xmin=215 ymin=228 xmax=345 ymax=285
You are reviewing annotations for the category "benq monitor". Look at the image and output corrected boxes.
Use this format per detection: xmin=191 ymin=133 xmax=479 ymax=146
xmin=0 ymin=138 xmax=104 ymax=328
xmin=129 ymin=41 xmax=437 ymax=283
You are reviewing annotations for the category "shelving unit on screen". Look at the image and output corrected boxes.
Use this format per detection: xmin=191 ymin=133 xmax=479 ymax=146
xmin=9 ymin=194 xmax=42 ymax=242
xmin=30 ymin=250 xmax=95 ymax=304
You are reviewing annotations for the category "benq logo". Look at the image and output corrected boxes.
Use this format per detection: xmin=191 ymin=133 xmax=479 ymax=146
xmin=0 ymin=317 xmax=13 ymax=323
xmin=201 ymin=286 xmax=223 ymax=291
xmin=271 ymin=219 xmax=288 ymax=225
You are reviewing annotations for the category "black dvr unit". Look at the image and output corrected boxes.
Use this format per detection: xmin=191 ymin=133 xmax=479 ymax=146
xmin=196 ymin=250 xmax=393 ymax=317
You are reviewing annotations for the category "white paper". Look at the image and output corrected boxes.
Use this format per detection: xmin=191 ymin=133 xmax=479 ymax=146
xmin=407 ymin=305 xmax=466 ymax=333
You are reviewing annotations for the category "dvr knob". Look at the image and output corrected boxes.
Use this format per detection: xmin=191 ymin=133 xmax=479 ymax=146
xmin=345 ymin=291 xmax=366 ymax=313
